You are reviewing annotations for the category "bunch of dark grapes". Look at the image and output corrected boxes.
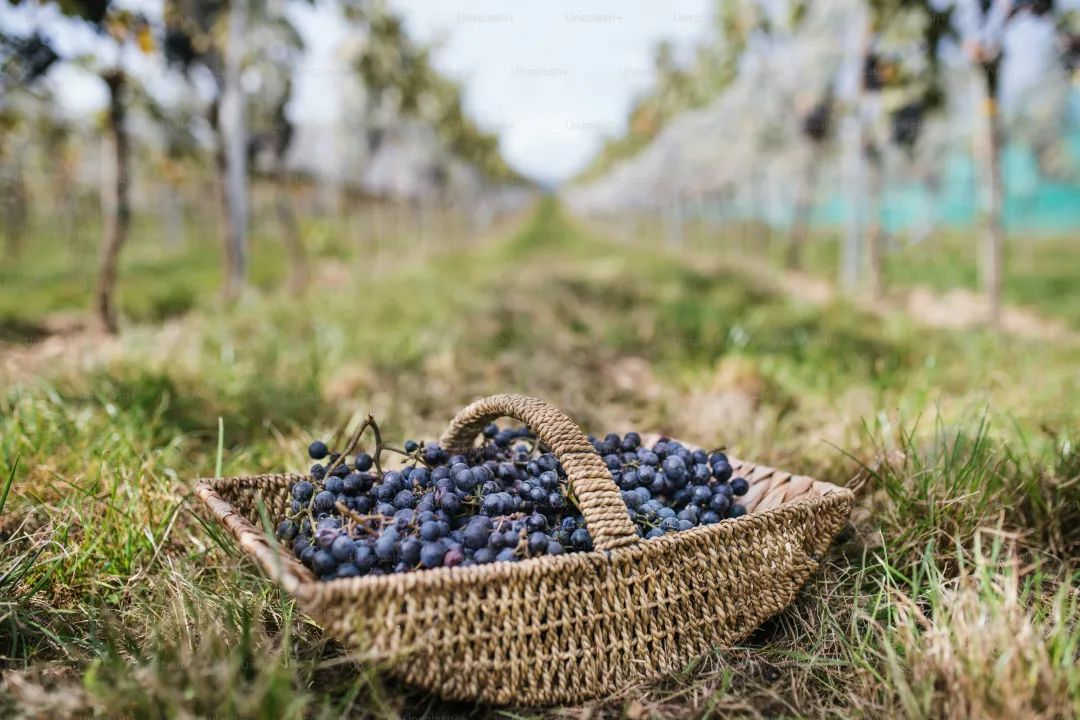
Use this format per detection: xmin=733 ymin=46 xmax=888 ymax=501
xmin=277 ymin=425 xmax=749 ymax=580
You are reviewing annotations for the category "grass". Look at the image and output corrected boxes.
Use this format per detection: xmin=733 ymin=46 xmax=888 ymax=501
xmin=0 ymin=190 xmax=476 ymax=335
xmin=1 ymin=197 xmax=1078 ymax=718
xmin=876 ymin=231 xmax=1080 ymax=328
xmin=0 ymin=209 xmax=282 ymax=328
xmin=666 ymin=216 xmax=1080 ymax=330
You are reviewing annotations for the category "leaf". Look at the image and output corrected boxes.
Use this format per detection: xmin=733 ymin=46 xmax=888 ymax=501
xmin=137 ymin=26 xmax=155 ymax=54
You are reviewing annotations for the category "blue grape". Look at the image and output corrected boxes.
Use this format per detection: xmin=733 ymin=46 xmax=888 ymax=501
xmin=393 ymin=489 xmax=417 ymax=509
xmin=399 ymin=537 xmax=422 ymax=565
xmin=291 ymin=481 xmax=314 ymax=503
xmin=335 ymin=563 xmax=360 ymax=579
xmin=324 ymin=476 xmax=345 ymax=496
xmin=420 ymin=541 xmax=446 ymax=568
xmin=420 ymin=520 xmax=442 ymax=541
xmin=710 ymin=493 xmax=731 ymax=514
xmin=691 ymin=485 xmax=712 ymax=504
xmin=374 ymin=534 xmax=397 ymax=562
xmin=439 ymin=492 xmax=462 ymax=513
xmin=712 ymin=460 xmax=733 ymax=483
xmin=342 ymin=473 xmax=364 ymax=495
xmin=411 ymin=467 xmax=431 ymax=487
xmin=313 ymin=491 xmax=336 ymax=514
xmin=463 ymin=521 xmax=491 ymax=549
xmin=312 ymin=549 xmax=337 ymax=576
xmin=354 ymin=544 xmax=375 ymax=571
xmin=443 ymin=546 xmax=465 ymax=567
xmin=308 ymin=441 xmax=329 ymax=460
xmin=288 ymin=426 xmax=748 ymax=580
xmin=329 ymin=535 xmax=354 ymax=562
xmin=527 ymin=532 xmax=549 ymax=554
xmin=570 ymin=528 xmax=592 ymax=551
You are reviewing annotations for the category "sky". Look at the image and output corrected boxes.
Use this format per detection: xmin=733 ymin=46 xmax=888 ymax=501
xmin=303 ymin=0 xmax=715 ymax=185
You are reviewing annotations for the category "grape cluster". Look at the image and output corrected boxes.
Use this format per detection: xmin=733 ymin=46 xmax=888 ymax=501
xmin=277 ymin=426 xmax=749 ymax=580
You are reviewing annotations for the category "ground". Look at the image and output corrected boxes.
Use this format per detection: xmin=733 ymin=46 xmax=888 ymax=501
xmin=1 ymin=199 xmax=1078 ymax=718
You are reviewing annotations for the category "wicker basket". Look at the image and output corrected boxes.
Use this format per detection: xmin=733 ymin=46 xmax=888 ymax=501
xmin=194 ymin=394 xmax=853 ymax=705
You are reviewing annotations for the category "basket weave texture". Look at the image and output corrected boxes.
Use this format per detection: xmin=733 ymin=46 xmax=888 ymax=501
xmin=194 ymin=394 xmax=853 ymax=705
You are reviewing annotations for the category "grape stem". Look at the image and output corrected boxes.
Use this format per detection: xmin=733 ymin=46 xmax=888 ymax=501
xmin=334 ymin=501 xmax=383 ymax=534
xmin=368 ymin=418 xmax=384 ymax=476
xmin=323 ymin=413 xmax=395 ymax=479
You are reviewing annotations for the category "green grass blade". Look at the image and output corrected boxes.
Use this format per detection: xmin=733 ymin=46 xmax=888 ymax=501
xmin=0 ymin=455 xmax=18 ymax=516
xmin=215 ymin=417 xmax=224 ymax=478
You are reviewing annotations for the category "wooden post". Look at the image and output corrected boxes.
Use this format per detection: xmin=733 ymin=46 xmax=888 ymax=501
xmin=840 ymin=5 xmax=869 ymax=293
xmin=978 ymin=68 xmax=1005 ymax=329
xmin=94 ymin=71 xmax=130 ymax=334
xmin=220 ymin=0 xmax=250 ymax=300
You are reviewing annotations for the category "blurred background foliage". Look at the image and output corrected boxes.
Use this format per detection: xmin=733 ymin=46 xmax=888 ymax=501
xmin=2 ymin=2 xmax=1080 ymax=717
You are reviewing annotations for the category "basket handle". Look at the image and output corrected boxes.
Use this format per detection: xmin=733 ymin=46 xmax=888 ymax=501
xmin=440 ymin=394 xmax=639 ymax=551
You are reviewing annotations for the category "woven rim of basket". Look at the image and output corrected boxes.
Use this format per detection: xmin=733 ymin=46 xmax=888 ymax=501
xmin=193 ymin=393 xmax=853 ymax=600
